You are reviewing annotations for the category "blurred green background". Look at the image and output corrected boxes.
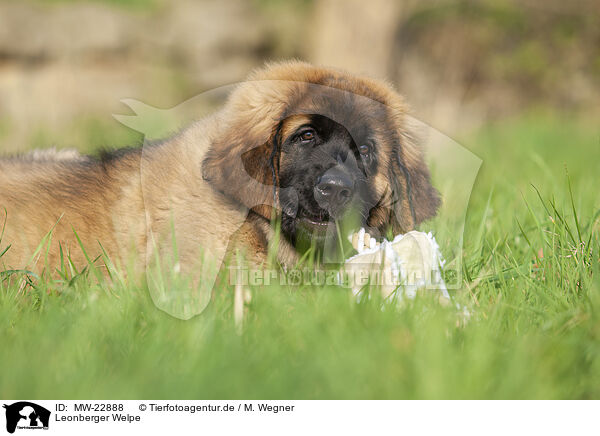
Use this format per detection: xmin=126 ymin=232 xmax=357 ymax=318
xmin=0 ymin=0 xmax=598 ymax=152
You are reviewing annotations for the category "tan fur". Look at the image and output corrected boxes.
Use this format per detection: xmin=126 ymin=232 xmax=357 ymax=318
xmin=0 ymin=61 xmax=439 ymax=279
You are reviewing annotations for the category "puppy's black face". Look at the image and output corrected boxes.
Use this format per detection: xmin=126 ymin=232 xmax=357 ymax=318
xmin=278 ymin=115 xmax=380 ymax=251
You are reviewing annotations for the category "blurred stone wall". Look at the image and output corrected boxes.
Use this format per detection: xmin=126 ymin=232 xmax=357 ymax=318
xmin=0 ymin=0 xmax=598 ymax=151
xmin=0 ymin=0 xmax=272 ymax=151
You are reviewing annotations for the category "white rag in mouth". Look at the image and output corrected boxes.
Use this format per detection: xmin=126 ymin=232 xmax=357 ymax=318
xmin=341 ymin=229 xmax=451 ymax=303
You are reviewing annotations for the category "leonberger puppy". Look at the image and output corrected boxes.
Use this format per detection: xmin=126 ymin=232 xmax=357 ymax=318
xmin=0 ymin=61 xmax=439 ymax=304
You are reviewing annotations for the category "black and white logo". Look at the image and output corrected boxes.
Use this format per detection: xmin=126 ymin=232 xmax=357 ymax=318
xmin=3 ymin=402 xmax=50 ymax=434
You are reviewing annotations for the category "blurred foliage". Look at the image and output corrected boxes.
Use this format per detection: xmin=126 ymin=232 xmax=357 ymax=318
xmin=0 ymin=119 xmax=11 ymax=143
xmin=25 ymin=0 xmax=160 ymax=10
xmin=396 ymin=0 xmax=600 ymax=108
xmin=27 ymin=117 xmax=142 ymax=154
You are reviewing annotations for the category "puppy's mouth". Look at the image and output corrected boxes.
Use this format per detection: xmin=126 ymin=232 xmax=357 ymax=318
xmin=292 ymin=206 xmax=366 ymax=258
xmin=297 ymin=209 xmax=332 ymax=233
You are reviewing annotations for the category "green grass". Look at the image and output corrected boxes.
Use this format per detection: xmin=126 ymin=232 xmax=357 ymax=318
xmin=1 ymin=113 xmax=599 ymax=399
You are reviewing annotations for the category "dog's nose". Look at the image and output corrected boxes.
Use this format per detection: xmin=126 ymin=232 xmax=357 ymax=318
xmin=315 ymin=172 xmax=354 ymax=213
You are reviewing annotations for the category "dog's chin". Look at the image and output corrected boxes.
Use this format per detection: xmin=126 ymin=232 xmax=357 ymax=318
xmin=285 ymin=209 xmax=333 ymax=248
xmin=294 ymin=214 xmax=358 ymax=253
xmin=294 ymin=217 xmax=332 ymax=243
xmin=284 ymin=206 xmax=365 ymax=254
xmin=298 ymin=216 xmax=331 ymax=233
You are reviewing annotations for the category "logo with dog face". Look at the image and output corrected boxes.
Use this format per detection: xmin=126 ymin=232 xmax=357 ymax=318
xmin=2 ymin=402 xmax=50 ymax=434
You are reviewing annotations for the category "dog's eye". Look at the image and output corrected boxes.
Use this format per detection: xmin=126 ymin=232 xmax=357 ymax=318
xmin=299 ymin=129 xmax=316 ymax=142
xmin=358 ymin=144 xmax=370 ymax=155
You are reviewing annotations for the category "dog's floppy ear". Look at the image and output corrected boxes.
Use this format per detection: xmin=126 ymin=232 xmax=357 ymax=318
xmin=367 ymin=100 xmax=441 ymax=234
xmin=355 ymin=77 xmax=440 ymax=234
xmin=389 ymin=124 xmax=441 ymax=232
xmin=202 ymin=80 xmax=288 ymax=219
xmin=202 ymin=123 xmax=281 ymax=220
